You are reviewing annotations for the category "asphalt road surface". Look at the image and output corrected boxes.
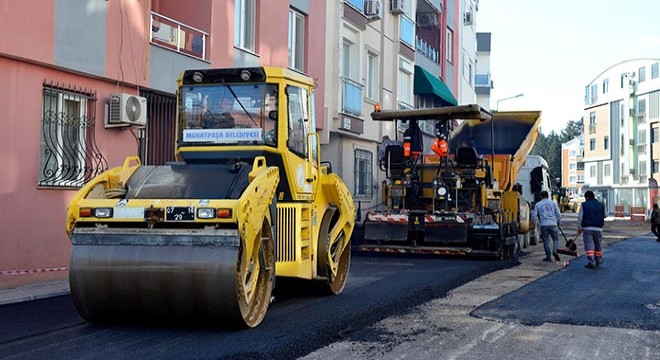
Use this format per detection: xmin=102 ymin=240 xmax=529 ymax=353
xmin=302 ymin=216 xmax=660 ymax=360
xmin=0 ymin=254 xmax=516 ymax=360
xmin=472 ymin=234 xmax=660 ymax=330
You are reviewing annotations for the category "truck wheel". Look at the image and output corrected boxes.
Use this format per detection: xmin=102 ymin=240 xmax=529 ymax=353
xmin=236 ymin=219 xmax=275 ymax=328
xmin=318 ymin=208 xmax=351 ymax=295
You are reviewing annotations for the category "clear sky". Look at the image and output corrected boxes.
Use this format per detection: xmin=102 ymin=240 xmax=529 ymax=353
xmin=477 ymin=0 xmax=660 ymax=134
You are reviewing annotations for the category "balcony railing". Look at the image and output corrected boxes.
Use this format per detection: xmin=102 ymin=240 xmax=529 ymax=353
xmin=345 ymin=0 xmax=363 ymax=10
xmin=475 ymin=74 xmax=492 ymax=88
xmin=415 ymin=36 xmax=438 ymax=63
xmin=151 ymin=12 xmax=208 ymax=61
xmin=341 ymin=77 xmax=363 ymax=116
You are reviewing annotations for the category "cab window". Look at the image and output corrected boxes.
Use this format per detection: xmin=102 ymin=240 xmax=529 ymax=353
xmin=287 ymin=86 xmax=309 ymax=157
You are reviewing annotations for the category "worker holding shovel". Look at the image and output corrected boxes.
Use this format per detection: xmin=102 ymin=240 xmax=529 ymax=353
xmin=532 ymin=190 xmax=562 ymax=262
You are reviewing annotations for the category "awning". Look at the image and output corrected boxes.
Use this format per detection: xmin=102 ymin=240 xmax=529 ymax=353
xmin=414 ymin=65 xmax=458 ymax=106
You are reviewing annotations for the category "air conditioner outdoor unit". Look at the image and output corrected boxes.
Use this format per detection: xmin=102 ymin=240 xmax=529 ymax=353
xmin=390 ymin=0 xmax=404 ymax=14
xmin=418 ymin=13 xmax=438 ymax=27
xmin=364 ymin=0 xmax=382 ymax=19
xmin=463 ymin=11 xmax=473 ymax=25
xmin=106 ymin=93 xmax=147 ymax=128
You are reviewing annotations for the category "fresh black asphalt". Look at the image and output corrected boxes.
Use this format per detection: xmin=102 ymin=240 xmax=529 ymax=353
xmin=0 ymin=253 xmax=515 ymax=360
xmin=472 ymin=234 xmax=660 ymax=331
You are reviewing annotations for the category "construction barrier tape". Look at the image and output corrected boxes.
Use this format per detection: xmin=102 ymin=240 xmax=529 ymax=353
xmin=0 ymin=267 xmax=69 ymax=275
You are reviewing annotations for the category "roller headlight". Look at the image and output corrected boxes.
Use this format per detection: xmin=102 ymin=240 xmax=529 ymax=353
xmin=197 ymin=208 xmax=216 ymax=219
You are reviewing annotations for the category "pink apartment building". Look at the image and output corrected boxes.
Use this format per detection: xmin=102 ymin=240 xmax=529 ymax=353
xmin=0 ymin=0 xmax=326 ymax=288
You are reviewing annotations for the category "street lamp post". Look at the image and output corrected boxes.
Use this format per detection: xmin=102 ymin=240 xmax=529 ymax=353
xmin=495 ymin=93 xmax=524 ymax=111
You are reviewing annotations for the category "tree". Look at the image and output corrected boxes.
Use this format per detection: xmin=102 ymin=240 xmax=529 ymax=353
xmin=560 ymin=118 xmax=583 ymax=142
xmin=530 ymin=118 xmax=583 ymax=185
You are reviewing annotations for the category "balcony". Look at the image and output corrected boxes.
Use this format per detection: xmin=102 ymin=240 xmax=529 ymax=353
xmin=151 ymin=12 xmax=208 ymax=61
xmin=475 ymin=73 xmax=493 ymax=95
xmin=341 ymin=77 xmax=364 ymax=116
xmin=415 ymin=36 xmax=439 ymax=63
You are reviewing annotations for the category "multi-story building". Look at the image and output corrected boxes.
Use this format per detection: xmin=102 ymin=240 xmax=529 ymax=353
xmin=561 ymin=136 xmax=584 ymax=196
xmin=1 ymin=0 xmax=472 ymax=288
xmin=583 ymin=58 xmax=660 ymax=213
xmin=457 ymin=0 xmax=477 ymax=104
xmin=0 ymin=0 xmax=325 ymax=288
xmin=326 ymin=0 xmax=464 ymax=218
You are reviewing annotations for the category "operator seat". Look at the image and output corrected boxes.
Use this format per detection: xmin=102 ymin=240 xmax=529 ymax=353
xmin=385 ymin=145 xmax=405 ymax=180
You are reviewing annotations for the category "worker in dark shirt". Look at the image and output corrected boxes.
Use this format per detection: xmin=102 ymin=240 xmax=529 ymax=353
xmin=577 ymin=190 xmax=606 ymax=269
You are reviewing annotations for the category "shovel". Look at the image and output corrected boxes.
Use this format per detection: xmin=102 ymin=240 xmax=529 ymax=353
xmin=557 ymin=224 xmax=579 ymax=257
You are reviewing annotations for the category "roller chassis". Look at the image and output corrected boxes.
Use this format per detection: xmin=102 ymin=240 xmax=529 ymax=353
xmin=66 ymin=67 xmax=354 ymax=328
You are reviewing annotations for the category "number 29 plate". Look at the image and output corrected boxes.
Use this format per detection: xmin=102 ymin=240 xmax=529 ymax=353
xmin=166 ymin=207 xmax=195 ymax=221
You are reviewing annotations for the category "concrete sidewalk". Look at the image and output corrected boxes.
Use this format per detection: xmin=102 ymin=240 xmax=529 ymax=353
xmin=0 ymin=280 xmax=70 ymax=306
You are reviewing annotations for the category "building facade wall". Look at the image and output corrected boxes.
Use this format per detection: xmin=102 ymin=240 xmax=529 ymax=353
xmin=583 ymin=58 xmax=660 ymax=213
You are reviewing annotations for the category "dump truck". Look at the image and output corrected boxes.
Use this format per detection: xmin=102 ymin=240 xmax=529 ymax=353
xmin=515 ymin=155 xmax=553 ymax=246
xmin=65 ymin=67 xmax=355 ymax=328
xmin=361 ymin=105 xmax=541 ymax=258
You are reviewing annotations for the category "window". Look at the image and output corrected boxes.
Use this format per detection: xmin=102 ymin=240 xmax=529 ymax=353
xmin=569 ymin=150 xmax=576 ymax=157
xmin=400 ymin=17 xmax=415 ymax=47
xmin=589 ymin=138 xmax=596 ymax=151
xmin=354 ymin=149 xmax=373 ymax=198
xmin=590 ymin=84 xmax=598 ymax=104
xmin=577 ymin=161 xmax=584 ymax=170
xmin=603 ymin=78 xmax=609 ymax=94
xmin=577 ymin=174 xmax=585 ymax=183
xmin=463 ymin=50 xmax=471 ymax=81
xmin=638 ymin=98 xmax=647 ymax=115
xmin=366 ymin=50 xmax=379 ymax=101
xmin=39 ymin=83 xmax=105 ymax=188
xmin=287 ymin=86 xmax=309 ymax=157
xmin=639 ymin=66 xmax=646 ymax=83
xmin=397 ymin=57 xmax=414 ymax=107
xmin=653 ymin=160 xmax=660 ymax=174
xmin=620 ymin=73 xmax=627 ymax=88
xmin=446 ymin=29 xmax=453 ymax=63
xmin=589 ymin=112 xmax=596 ymax=133
xmin=621 ymin=135 xmax=625 ymax=155
xmin=604 ymin=136 xmax=609 ymax=150
xmin=652 ymin=62 xmax=659 ymax=79
xmin=590 ymin=165 xmax=596 ymax=178
xmin=234 ymin=0 xmax=256 ymax=51
xmin=569 ymin=163 xmax=576 ymax=170
xmin=288 ymin=9 xmax=305 ymax=72
xmin=639 ymin=160 xmax=647 ymax=177
xmin=653 ymin=127 xmax=660 ymax=143
xmin=604 ymin=164 xmax=611 ymax=177
xmin=639 ymin=129 xmax=647 ymax=144
xmin=569 ymin=176 xmax=576 ymax=183
xmin=341 ymin=27 xmax=363 ymax=115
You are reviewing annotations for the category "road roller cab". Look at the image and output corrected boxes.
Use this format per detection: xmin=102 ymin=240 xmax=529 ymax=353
xmin=65 ymin=67 xmax=355 ymax=328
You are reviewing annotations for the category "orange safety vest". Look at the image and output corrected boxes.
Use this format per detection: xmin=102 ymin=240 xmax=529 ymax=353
xmin=431 ymin=138 xmax=449 ymax=157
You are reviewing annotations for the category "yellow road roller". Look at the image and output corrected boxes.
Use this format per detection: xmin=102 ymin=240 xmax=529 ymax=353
xmin=65 ymin=67 xmax=355 ymax=328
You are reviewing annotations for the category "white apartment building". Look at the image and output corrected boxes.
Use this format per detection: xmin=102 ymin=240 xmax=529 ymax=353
xmin=583 ymin=58 xmax=660 ymax=212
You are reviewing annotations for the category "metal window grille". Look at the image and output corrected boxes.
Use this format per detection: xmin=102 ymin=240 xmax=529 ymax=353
xmin=39 ymin=81 xmax=107 ymax=188
xmin=354 ymin=149 xmax=373 ymax=198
